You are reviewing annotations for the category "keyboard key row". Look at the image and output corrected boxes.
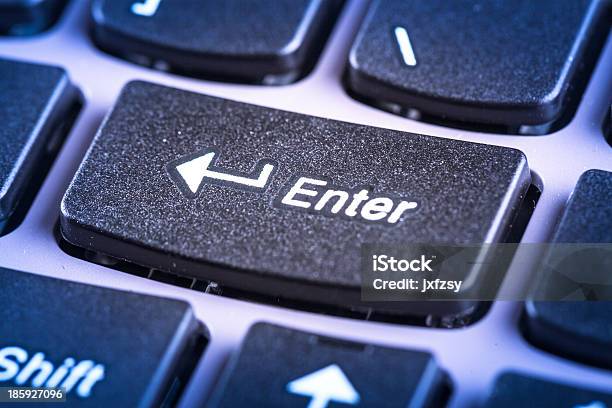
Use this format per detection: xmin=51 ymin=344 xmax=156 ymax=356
xmin=3 ymin=267 xmax=612 ymax=407
xmin=86 ymin=0 xmax=610 ymax=130
xmin=3 ymin=1 xmax=610 ymax=131
xmin=59 ymin=80 xmax=531 ymax=322
xmin=1 ymin=55 xmax=608 ymax=339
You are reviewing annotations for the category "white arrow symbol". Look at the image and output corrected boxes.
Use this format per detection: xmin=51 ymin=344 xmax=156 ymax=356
xmin=394 ymin=26 xmax=417 ymax=67
xmin=286 ymin=364 xmax=360 ymax=408
xmin=171 ymin=150 xmax=275 ymax=196
xmin=131 ymin=0 xmax=162 ymax=17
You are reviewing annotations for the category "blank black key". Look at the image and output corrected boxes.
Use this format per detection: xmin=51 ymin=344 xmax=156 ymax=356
xmin=483 ymin=372 xmax=612 ymax=408
xmin=208 ymin=323 xmax=449 ymax=407
xmin=60 ymin=81 xmax=531 ymax=320
xmin=524 ymin=170 xmax=612 ymax=367
xmin=0 ymin=267 xmax=205 ymax=407
xmin=90 ymin=0 xmax=343 ymax=84
xmin=0 ymin=0 xmax=67 ymax=35
xmin=347 ymin=0 xmax=610 ymax=130
xmin=549 ymin=170 xmax=612 ymax=243
xmin=0 ymin=58 xmax=78 ymax=232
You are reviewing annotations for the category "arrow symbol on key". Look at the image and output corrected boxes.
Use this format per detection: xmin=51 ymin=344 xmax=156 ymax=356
xmin=168 ymin=149 xmax=276 ymax=198
xmin=286 ymin=364 xmax=360 ymax=408
xmin=131 ymin=0 xmax=162 ymax=17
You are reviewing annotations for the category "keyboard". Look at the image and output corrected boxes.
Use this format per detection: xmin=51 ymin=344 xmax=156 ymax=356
xmin=0 ymin=0 xmax=611 ymax=406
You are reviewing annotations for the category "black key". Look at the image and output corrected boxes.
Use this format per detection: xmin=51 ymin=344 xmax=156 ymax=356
xmin=524 ymin=170 xmax=612 ymax=368
xmin=549 ymin=170 xmax=612 ymax=244
xmin=0 ymin=57 xmax=78 ymax=232
xmin=483 ymin=372 xmax=612 ymax=408
xmin=60 ymin=81 xmax=531 ymax=320
xmin=0 ymin=267 xmax=205 ymax=407
xmin=347 ymin=0 xmax=610 ymax=130
xmin=0 ymin=0 xmax=67 ymax=35
xmin=208 ymin=323 xmax=449 ymax=407
xmin=90 ymin=0 xmax=343 ymax=84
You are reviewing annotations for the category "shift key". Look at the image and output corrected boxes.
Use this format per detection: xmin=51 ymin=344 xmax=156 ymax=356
xmin=0 ymin=268 xmax=206 ymax=407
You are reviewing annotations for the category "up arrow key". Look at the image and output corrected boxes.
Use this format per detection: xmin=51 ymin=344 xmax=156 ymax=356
xmin=286 ymin=364 xmax=360 ymax=408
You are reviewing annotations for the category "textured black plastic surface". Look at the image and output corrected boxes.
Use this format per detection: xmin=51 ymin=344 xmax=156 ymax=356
xmin=525 ymin=170 xmax=612 ymax=368
xmin=0 ymin=267 xmax=203 ymax=407
xmin=60 ymin=81 xmax=531 ymax=316
xmin=0 ymin=57 xmax=76 ymax=221
xmin=347 ymin=0 xmax=609 ymax=127
xmin=0 ymin=0 xmax=67 ymax=35
xmin=91 ymin=0 xmax=343 ymax=83
xmin=209 ymin=323 xmax=448 ymax=407
xmin=553 ymin=170 xmax=612 ymax=243
xmin=483 ymin=372 xmax=612 ymax=407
